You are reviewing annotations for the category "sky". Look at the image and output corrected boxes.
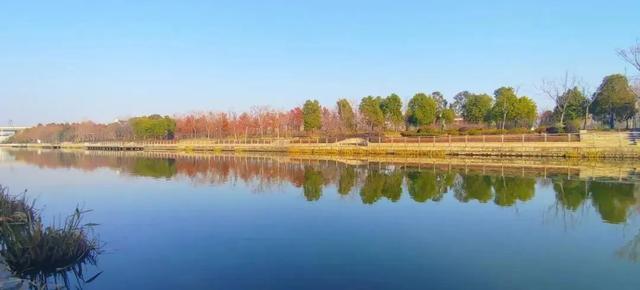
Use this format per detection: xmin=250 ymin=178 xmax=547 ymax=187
xmin=0 ymin=0 xmax=639 ymax=125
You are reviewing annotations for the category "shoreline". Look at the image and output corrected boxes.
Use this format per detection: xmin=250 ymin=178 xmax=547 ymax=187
xmin=3 ymin=132 xmax=640 ymax=159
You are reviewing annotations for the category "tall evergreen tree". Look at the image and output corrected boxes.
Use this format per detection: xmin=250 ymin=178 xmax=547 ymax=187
xmin=336 ymin=99 xmax=356 ymax=132
xmin=302 ymin=99 xmax=322 ymax=132
xmin=591 ymin=74 xmax=637 ymax=129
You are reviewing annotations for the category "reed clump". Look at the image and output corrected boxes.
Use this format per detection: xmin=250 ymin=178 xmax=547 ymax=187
xmin=0 ymin=185 xmax=101 ymax=287
xmin=0 ymin=188 xmax=36 ymax=225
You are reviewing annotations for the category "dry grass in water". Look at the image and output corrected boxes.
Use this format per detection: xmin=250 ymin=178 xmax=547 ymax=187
xmin=0 ymin=185 xmax=102 ymax=289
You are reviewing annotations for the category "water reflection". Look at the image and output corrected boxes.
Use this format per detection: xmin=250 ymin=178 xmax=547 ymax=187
xmin=5 ymin=148 xmax=640 ymax=290
xmin=617 ymin=231 xmax=640 ymax=262
xmin=337 ymin=167 xmax=356 ymax=196
xmin=132 ymin=158 xmax=177 ymax=179
xmin=406 ymin=171 xmax=451 ymax=203
xmin=4 ymin=149 xmax=640 ymax=226
xmin=303 ymin=167 xmax=323 ymax=202
xmin=494 ymin=176 xmax=535 ymax=207
xmin=553 ymin=178 xmax=589 ymax=211
xmin=590 ymin=181 xmax=637 ymax=224
xmin=359 ymin=170 xmax=404 ymax=204
xmin=454 ymin=173 xmax=493 ymax=203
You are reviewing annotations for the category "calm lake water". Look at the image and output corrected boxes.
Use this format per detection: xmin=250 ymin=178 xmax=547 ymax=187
xmin=1 ymin=149 xmax=640 ymax=289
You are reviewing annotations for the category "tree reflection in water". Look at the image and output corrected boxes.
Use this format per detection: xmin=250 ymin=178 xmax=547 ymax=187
xmin=360 ymin=170 xmax=386 ymax=204
xmin=6 ymin=149 xmax=640 ymax=225
xmin=382 ymin=170 xmax=404 ymax=202
xmin=617 ymin=230 xmax=640 ymax=263
xmin=454 ymin=174 xmax=493 ymax=203
xmin=303 ymin=167 xmax=323 ymax=202
xmin=7 ymin=149 xmax=640 ymax=270
xmin=549 ymin=177 xmax=638 ymax=226
xmin=493 ymin=176 xmax=535 ymax=207
xmin=337 ymin=167 xmax=356 ymax=196
xmin=553 ymin=179 xmax=589 ymax=211
xmin=406 ymin=171 xmax=452 ymax=203
xmin=590 ymin=181 xmax=637 ymax=224
xmin=131 ymin=158 xmax=177 ymax=179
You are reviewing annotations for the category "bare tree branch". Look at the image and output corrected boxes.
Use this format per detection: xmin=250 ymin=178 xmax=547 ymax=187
xmin=539 ymin=71 xmax=578 ymax=127
xmin=618 ymin=40 xmax=640 ymax=73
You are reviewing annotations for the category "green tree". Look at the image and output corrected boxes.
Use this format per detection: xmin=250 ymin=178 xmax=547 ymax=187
xmin=336 ymin=99 xmax=356 ymax=132
xmin=431 ymin=91 xmax=447 ymax=112
xmin=462 ymin=93 xmax=493 ymax=124
xmin=541 ymin=73 xmax=581 ymax=128
xmin=406 ymin=93 xmax=437 ymax=127
xmin=439 ymin=108 xmax=456 ymax=128
xmin=302 ymin=99 xmax=322 ymax=132
xmin=359 ymin=96 xmax=385 ymax=130
xmin=130 ymin=115 xmax=176 ymax=140
xmin=430 ymin=91 xmax=453 ymax=128
xmin=451 ymin=91 xmax=470 ymax=115
xmin=513 ymin=96 xmax=537 ymax=128
xmin=552 ymin=87 xmax=587 ymax=125
xmin=380 ymin=94 xmax=404 ymax=130
xmin=591 ymin=74 xmax=637 ymax=129
xmin=490 ymin=87 xmax=518 ymax=129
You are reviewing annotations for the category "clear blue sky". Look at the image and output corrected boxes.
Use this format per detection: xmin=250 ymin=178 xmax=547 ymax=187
xmin=1 ymin=0 xmax=638 ymax=125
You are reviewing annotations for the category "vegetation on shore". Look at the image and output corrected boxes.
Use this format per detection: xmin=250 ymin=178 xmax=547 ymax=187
xmin=0 ymin=185 xmax=101 ymax=289
xmin=6 ymin=42 xmax=640 ymax=144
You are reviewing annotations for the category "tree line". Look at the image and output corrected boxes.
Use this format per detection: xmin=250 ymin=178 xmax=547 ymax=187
xmin=8 ymin=74 xmax=638 ymax=143
xmin=8 ymin=40 xmax=640 ymax=143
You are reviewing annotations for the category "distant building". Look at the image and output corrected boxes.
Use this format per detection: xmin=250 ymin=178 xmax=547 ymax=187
xmin=0 ymin=126 xmax=28 ymax=142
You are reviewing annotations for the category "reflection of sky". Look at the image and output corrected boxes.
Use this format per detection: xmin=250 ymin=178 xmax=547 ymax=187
xmin=1 ymin=158 xmax=640 ymax=290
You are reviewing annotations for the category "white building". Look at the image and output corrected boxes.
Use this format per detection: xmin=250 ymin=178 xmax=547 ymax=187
xmin=0 ymin=127 xmax=28 ymax=142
